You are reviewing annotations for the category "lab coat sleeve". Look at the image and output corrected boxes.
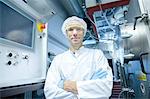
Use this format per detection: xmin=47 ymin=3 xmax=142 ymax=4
xmin=44 ymin=56 xmax=76 ymax=99
xmin=77 ymin=50 xmax=113 ymax=99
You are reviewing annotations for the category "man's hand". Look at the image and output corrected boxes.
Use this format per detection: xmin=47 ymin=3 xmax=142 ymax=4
xmin=64 ymin=80 xmax=78 ymax=94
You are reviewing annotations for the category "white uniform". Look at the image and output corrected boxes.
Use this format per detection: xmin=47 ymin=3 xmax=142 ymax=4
xmin=44 ymin=47 xmax=113 ymax=99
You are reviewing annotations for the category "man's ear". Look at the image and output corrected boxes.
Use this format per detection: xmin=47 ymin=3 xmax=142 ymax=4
xmin=66 ymin=32 xmax=69 ymax=37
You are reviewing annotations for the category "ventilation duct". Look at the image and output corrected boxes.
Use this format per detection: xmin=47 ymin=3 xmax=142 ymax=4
xmin=59 ymin=0 xmax=84 ymax=17
xmin=9 ymin=0 xmax=55 ymax=22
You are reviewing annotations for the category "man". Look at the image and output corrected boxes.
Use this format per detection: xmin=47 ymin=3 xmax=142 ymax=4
xmin=44 ymin=16 xmax=113 ymax=99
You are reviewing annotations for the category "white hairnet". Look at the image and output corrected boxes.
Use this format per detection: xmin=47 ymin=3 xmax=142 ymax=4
xmin=61 ymin=16 xmax=87 ymax=37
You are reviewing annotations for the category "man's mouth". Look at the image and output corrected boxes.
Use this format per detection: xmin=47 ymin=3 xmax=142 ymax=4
xmin=71 ymin=37 xmax=79 ymax=40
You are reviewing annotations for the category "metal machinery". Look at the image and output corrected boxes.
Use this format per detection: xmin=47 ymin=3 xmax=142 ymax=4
xmin=120 ymin=0 xmax=150 ymax=98
xmin=78 ymin=0 xmax=150 ymax=98
xmin=0 ymin=0 xmax=84 ymax=98
xmin=0 ymin=0 xmax=51 ymax=98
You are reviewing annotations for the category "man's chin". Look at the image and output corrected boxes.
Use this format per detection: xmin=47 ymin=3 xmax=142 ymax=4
xmin=71 ymin=41 xmax=81 ymax=45
xmin=70 ymin=39 xmax=83 ymax=45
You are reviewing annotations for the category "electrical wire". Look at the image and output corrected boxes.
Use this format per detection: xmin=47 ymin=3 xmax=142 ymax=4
xmin=81 ymin=0 xmax=96 ymax=26
xmin=82 ymin=0 xmax=99 ymax=40
xmin=97 ymin=2 xmax=116 ymax=33
xmin=88 ymin=31 xmax=99 ymax=40
xmin=118 ymin=88 xmax=135 ymax=99
xmin=103 ymin=11 xmax=116 ymax=33
xmin=84 ymin=9 xmax=100 ymax=40
xmin=82 ymin=0 xmax=118 ymax=41
xmin=118 ymin=90 xmax=125 ymax=99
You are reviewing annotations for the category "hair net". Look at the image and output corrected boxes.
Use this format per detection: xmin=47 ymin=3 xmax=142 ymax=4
xmin=61 ymin=16 xmax=87 ymax=37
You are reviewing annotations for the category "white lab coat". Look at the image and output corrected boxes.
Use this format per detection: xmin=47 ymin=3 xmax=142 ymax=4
xmin=44 ymin=47 xmax=113 ymax=99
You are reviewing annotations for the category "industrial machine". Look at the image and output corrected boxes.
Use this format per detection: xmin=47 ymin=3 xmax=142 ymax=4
xmin=0 ymin=0 xmax=49 ymax=98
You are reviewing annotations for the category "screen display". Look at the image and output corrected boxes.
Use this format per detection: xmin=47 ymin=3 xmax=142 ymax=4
xmin=0 ymin=1 xmax=34 ymax=49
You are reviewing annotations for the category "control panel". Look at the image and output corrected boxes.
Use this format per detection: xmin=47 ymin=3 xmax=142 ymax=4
xmin=0 ymin=39 xmax=47 ymax=88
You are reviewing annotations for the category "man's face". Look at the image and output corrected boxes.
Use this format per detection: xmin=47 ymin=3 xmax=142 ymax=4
xmin=66 ymin=25 xmax=84 ymax=46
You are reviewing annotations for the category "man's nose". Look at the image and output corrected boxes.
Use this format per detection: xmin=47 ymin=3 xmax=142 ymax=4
xmin=72 ymin=29 xmax=78 ymax=36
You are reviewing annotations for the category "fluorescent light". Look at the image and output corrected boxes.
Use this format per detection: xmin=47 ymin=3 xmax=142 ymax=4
xmin=83 ymin=39 xmax=97 ymax=45
xmin=121 ymin=33 xmax=133 ymax=39
xmin=124 ymin=53 xmax=135 ymax=59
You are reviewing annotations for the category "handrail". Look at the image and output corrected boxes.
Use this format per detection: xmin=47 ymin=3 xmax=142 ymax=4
xmin=139 ymin=52 xmax=149 ymax=74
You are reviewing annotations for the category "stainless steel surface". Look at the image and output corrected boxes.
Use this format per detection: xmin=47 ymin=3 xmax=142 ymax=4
xmin=122 ymin=21 xmax=150 ymax=59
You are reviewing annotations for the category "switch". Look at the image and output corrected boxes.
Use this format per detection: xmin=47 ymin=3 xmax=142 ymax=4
xmin=24 ymin=55 xmax=29 ymax=59
xmin=8 ymin=53 xmax=13 ymax=57
xmin=23 ymin=55 xmax=29 ymax=59
xmin=7 ymin=61 xmax=12 ymax=65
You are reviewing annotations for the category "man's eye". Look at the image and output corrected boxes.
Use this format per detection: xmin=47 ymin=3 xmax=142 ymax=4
xmin=68 ymin=28 xmax=74 ymax=31
xmin=67 ymin=27 xmax=83 ymax=32
xmin=76 ymin=28 xmax=82 ymax=31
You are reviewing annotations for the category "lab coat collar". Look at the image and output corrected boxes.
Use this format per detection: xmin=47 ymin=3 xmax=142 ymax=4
xmin=69 ymin=46 xmax=85 ymax=56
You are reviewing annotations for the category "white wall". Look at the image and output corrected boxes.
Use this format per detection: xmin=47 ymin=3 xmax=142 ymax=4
xmin=47 ymin=14 xmax=69 ymax=55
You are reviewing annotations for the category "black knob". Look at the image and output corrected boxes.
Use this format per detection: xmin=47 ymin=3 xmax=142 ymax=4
xmin=7 ymin=61 xmax=12 ymax=65
xmin=24 ymin=55 xmax=29 ymax=59
xmin=8 ymin=53 xmax=13 ymax=57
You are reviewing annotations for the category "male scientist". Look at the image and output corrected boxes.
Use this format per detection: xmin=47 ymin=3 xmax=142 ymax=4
xmin=44 ymin=16 xmax=113 ymax=99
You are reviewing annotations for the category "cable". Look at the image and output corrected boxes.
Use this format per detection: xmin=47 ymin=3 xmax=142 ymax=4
xmin=118 ymin=90 xmax=125 ymax=99
xmin=84 ymin=9 xmax=96 ymax=26
xmin=118 ymin=88 xmax=135 ymax=99
xmin=82 ymin=0 xmax=99 ymax=40
xmin=82 ymin=0 xmax=96 ymax=26
xmin=97 ymin=0 xmax=117 ymax=34
xmin=87 ymin=30 xmax=99 ymax=40
xmin=97 ymin=2 xmax=116 ymax=33
xmin=103 ymin=11 xmax=116 ymax=33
